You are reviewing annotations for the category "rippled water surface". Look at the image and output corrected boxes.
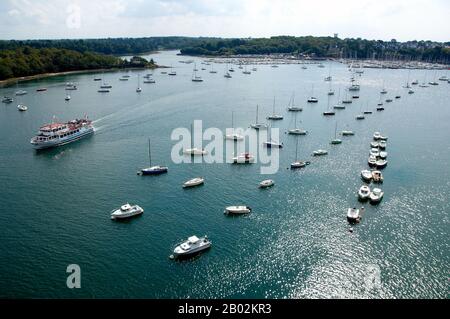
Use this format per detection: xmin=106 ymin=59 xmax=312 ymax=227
xmin=0 ymin=51 xmax=449 ymax=298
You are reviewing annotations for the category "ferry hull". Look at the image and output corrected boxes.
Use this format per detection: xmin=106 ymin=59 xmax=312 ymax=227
xmin=31 ymin=128 xmax=94 ymax=150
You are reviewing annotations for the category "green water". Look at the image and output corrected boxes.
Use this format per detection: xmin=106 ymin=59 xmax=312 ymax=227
xmin=0 ymin=51 xmax=448 ymax=298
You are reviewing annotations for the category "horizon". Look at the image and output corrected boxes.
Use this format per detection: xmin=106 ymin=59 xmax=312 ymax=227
xmin=1 ymin=0 xmax=449 ymax=42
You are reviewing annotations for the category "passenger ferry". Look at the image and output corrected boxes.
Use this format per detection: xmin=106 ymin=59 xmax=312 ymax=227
xmin=30 ymin=116 xmax=94 ymax=150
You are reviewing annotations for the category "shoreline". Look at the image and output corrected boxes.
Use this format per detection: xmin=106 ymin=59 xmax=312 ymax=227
xmin=0 ymin=65 xmax=162 ymax=87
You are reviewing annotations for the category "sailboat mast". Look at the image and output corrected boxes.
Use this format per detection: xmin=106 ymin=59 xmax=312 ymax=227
xmin=256 ymin=105 xmax=259 ymax=124
xmin=148 ymin=138 xmax=152 ymax=167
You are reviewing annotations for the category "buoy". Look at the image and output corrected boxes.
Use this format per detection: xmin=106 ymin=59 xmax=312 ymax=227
xmin=349 ymin=227 xmax=354 ymax=233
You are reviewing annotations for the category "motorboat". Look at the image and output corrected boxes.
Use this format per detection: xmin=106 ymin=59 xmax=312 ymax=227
xmin=98 ymin=89 xmax=110 ymax=93
xmin=183 ymin=177 xmax=205 ymax=188
xmin=373 ymin=132 xmax=382 ymax=140
xmin=288 ymin=128 xmax=308 ymax=135
xmin=224 ymin=206 xmax=252 ymax=215
xmin=361 ymin=170 xmax=373 ymax=182
xmin=370 ymin=148 xmax=380 ymax=157
xmin=375 ymin=159 xmax=388 ymax=169
xmin=232 ymin=153 xmax=255 ymax=164
xmin=386 ymin=98 xmax=393 ymax=103
xmin=65 ymin=95 xmax=71 ymax=101
xmin=2 ymin=96 xmax=13 ymax=103
xmin=65 ymin=83 xmax=77 ymax=90
xmin=363 ymin=111 xmax=373 ymax=114
xmin=358 ymin=185 xmax=371 ymax=201
xmin=313 ymin=150 xmax=328 ymax=156
xmin=224 ymin=72 xmax=232 ymax=78
xmin=36 ymin=88 xmax=47 ymax=92
xmin=380 ymin=89 xmax=387 ymax=94
xmin=372 ymin=171 xmax=384 ymax=183
xmin=376 ymin=107 xmax=385 ymax=111
xmin=356 ymin=114 xmax=365 ymax=120
xmin=307 ymin=97 xmax=318 ymax=103
xmin=110 ymin=203 xmax=144 ymax=220
xmin=331 ymin=139 xmax=342 ymax=145
xmin=171 ymin=235 xmax=211 ymax=259
xmin=334 ymin=104 xmax=346 ymax=109
xmin=379 ymin=151 xmax=388 ymax=159
xmin=371 ymin=141 xmax=379 ymax=148
xmin=341 ymin=130 xmax=354 ymax=136
xmin=395 ymin=95 xmax=401 ymax=99
xmin=347 ymin=207 xmax=364 ymax=223
xmin=15 ymin=90 xmax=27 ymax=96
xmin=259 ymin=180 xmax=275 ymax=189
xmin=368 ymin=155 xmax=377 ymax=167
xmin=369 ymin=188 xmax=384 ymax=204
xmin=17 ymin=104 xmax=28 ymax=111
xmin=323 ymin=111 xmax=336 ymax=116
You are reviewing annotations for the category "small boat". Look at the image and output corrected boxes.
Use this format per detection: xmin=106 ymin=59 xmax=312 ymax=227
xmin=119 ymin=77 xmax=129 ymax=81
xmin=259 ymin=180 xmax=275 ymax=189
xmin=349 ymin=84 xmax=360 ymax=91
xmin=412 ymin=80 xmax=419 ymax=85
xmin=373 ymin=132 xmax=382 ymax=140
xmin=168 ymin=68 xmax=177 ymax=76
xmin=358 ymin=185 xmax=371 ymax=201
xmin=376 ymin=107 xmax=385 ymax=111
xmin=15 ymin=90 xmax=27 ymax=96
xmin=288 ymin=128 xmax=308 ymax=135
xmin=330 ymin=122 xmax=342 ymax=144
xmin=252 ymin=67 xmax=257 ymax=72
xmin=161 ymin=71 xmax=168 ymax=74
xmin=369 ymin=188 xmax=384 ymax=203
xmin=428 ymin=81 xmax=438 ymax=86
xmin=65 ymin=94 xmax=71 ymax=101
xmin=370 ymin=148 xmax=380 ymax=157
xmin=250 ymin=105 xmax=267 ymax=129
xmin=438 ymin=76 xmax=448 ymax=81
xmin=36 ymin=88 xmax=47 ymax=92
xmin=100 ymin=84 xmax=112 ymax=89
xmin=98 ymin=89 xmax=110 ymax=93
xmin=171 ymin=235 xmax=211 ymax=259
xmin=287 ymin=93 xmax=302 ymax=112
xmin=2 ymin=96 xmax=13 ymax=103
xmin=371 ymin=141 xmax=379 ymax=148
xmin=307 ymin=97 xmax=318 ymax=103
xmin=122 ymin=75 xmax=131 ymax=78
xmin=378 ymin=141 xmax=387 ymax=149
xmin=342 ymin=99 xmax=352 ymax=104
xmin=291 ymin=138 xmax=310 ymax=169
xmin=232 ymin=153 xmax=255 ymax=164
xmin=368 ymin=155 xmax=377 ymax=167
xmin=379 ymin=151 xmax=388 ymax=159
xmin=143 ymin=78 xmax=156 ymax=84
xmin=361 ymin=170 xmax=373 ymax=182
xmin=94 ymin=78 xmax=102 ymax=81
xmin=183 ymin=177 xmax=205 ymax=188
xmin=375 ymin=159 xmax=388 ymax=169
xmin=341 ymin=130 xmax=354 ymax=136
xmin=363 ymin=110 xmax=373 ymax=114
xmin=323 ymin=111 xmax=336 ymax=116
xmin=263 ymin=141 xmax=283 ymax=148
xmin=301 ymin=66 xmax=307 ymax=70
xmin=352 ymin=95 xmax=360 ymax=99
xmin=380 ymin=89 xmax=387 ymax=94
xmin=192 ymin=75 xmax=203 ymax=82
xmin=347 ymin=207 xmax=364 ymax=223
xmin=356 ymin=114 xmax=365 ymax=120
xmin=334 ymin=104 xmax=346 ymax=110
xmin=140 ymin=139 xmax=169 ymax=175
xmin=386 ymin=98 xmax=393 ymax=103
xmin=408 ymin=89 xmax=415 ymax=94
xmin=65 ymin=83 xmax=77 ymax=90
xmin=267 ymin=97 xmax=284 ymax=120
xmin=224 ymin=206 xmax=252 ymax=215
xmin=183 ymin=148 xmax=208 ymax=156
xmin=136 ymin=75 xmax=142 ymax=92
xmin=111 ymin=203 xmax=144 ymax=220
xmin=224 ymin=72 xmax=232 ymax=79
xmin=379 ymin=135 xmax=388 ymax=141
xmin=17 ymin=104 xmax=28 ymax=111
xmin=372 ymin=171 xmax=384 ymax=183
xmin=313 ymin=149 xmax=328 ymax=156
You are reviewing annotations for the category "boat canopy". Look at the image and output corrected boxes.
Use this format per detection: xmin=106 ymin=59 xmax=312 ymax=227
xmin=188 ymin=236 xmax=200 ymax=244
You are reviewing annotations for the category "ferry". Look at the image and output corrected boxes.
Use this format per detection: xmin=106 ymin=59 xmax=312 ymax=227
xmin=30 ymin=116 xmax=94 ymax=150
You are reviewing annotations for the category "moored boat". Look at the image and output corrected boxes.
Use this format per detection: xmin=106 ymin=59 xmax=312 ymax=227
xmin=224 ymin=206 xmax=252 ymax=215
xmin=171 ymin=235 xmax=211 ymax=259
xmin=111 ymin=203 xmax=144 ymax=220
xmin=183 ymin=177 xmax=205 ymax=188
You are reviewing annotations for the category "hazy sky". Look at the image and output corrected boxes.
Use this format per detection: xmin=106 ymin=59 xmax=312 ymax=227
xmin=0 ymin=0 xmax=449 ymax=41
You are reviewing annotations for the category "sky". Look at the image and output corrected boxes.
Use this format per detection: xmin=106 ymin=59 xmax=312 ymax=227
xmin=0 ymin=0 xmax=449 ymax=41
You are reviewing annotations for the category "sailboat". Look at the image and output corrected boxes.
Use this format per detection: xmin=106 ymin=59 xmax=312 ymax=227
xmin=183 ymin=124 xmax=208 ymax=155
xmin=288 ymin=112 xmax=307 ymax=135
xmin=136 ymin=74 xmax=142 ymax=93
xmin=263 ymin=124 xmax=283 ymax=148
xmin=330 ymin=122 xmax=342 ymax=144
xmin=323 ymin=95 xmax=335 ymax=116
xmin=224 ymin=65 xmax=232 ymax=78
xmin=168 ymin=65 xmax=177 ymax=76
xmin=225 ymin=111 xmax=244 ymax=141
xmin=380 ymin=81 xmax=387 ymax=94
xmin=250 ymin=105 xmax=268 ymax=130
xmin=139 ymin=139 xmax=168 ymax=175
xmin=403 ymin=70 xmax=412 ymax=88
xmin=307 ymin=85 xmax=318 ymax=103
xmin=333 ymin=88 xmax=345 ymax=109
xmin=192 ymin=65 xmax=203 ymax=82
xmin=242 ymin=65 xmax=251 ymax=75
xmin=267 ymin=97 xmax=283 ymax=120
xmin=99 ymin=72 xmax=112 ymax=91
xmin=341 ymin=124 xmax=354 ymax=136
xmin=342 ymin=89 xmax=352 ymax=104
xmin=291 ymin=137 xmax=310 ymax=169
xmin=209 ymin=64 xmax=217 ymax=74
xmin=287 ymin=93 xmax=303 ymax=112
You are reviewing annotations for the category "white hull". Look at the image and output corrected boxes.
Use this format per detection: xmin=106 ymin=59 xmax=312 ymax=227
xmin=31 ymin=127 xmax=94 ymax=150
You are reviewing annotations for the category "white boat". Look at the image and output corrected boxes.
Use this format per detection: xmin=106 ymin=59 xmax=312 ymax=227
xmin=307 ymin=85 xmax=318 ymax=103
xmin=224 ymin=111 xmax=244 ymax=141
xmin=341 ymin=130 xmax=354 ymax=136
xmin=347 ymin=207 xmax=363 ymax=223
xmin=65 ymin=83 xmax=77 ymax=90
xmin=259 ymin=180 xmax=274 ymax=189
xmin=378 ymin=141 xmax=387 ymax=149
xmin=370 ymin=148 xmax=380 ymax=157
xmin=171 ymin=235 xmax=211 ymax=259
xmin=358 ymin=185 xmax=371 ymax=201
xmin=368 ymin=155 xmax=377 ymax=167
xmin=375 ymin=159 xmax=388 ymax=169
xmin=17 ymin=104 xmax=28 ymax=111
xmin=224 ymin=206 xmax=252 ymax=215
xmin=232 ymin=153 xmax=255 ymax=164
xmin=15 ymin=90 xmax=27 ymax=96
xmin=372 ymin=171 xmax=384 ymax=183
xmin=183 ymin=177 xmax=205 ymax=188
xmin=287 ymin=93 xmax=303 ymax=112
xmin=111 ymin=203 xmax=144 ymax=220
xmin=191 ymin=65 xmax=203 ymax=82
xmin=313 ymin=149 xmax=328 ymax=156
xmin=373 ymin=132 xmax=382 ymax=140
xmin=379 ymin=151 xmax=388 ymax=159
xmin=349 ymin=84 xmax=360 ymax=91
xmin=291 ymin=138 xmax=310 ymax=169
xmin=369 ymin=188 xmax=384 ymax=204
xmin=356 ymin=114 xmax=365 ymax=120
xmin=267 ymin=97 xmax=284 ymax=120
xmin=98 ymin=89 xmax=110 ymax=93
xmin=183 ymin=147 xmax=208 ymax=156
xmin=168 ymin=66 xmax=177 ymax=76
xmin=2 ymin=96 xmax=13 ymax=103
xmin=65 ymin=94 xmax=71 ymax=101
xmin=379 ymin=135 xmax=388 ymax=141
xmin=371 ymin=141 xmax=379 ymax=148
xmin=288 ymin=112 xmax=307 ymax=135
xmin=361 ymin=170 xmax=373 ymax=182
xmin=330 ymin=122 xmax=342 ymax=144
xmin=250 ymin=105 xmax=268 ymax=130
xmin=140 ymin=139 xmax=168 ymax=175
xmin=136 ymin=75 xmax=142 ymax=92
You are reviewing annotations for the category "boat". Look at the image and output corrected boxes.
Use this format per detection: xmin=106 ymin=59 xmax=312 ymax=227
xmin=183 ymin=177 xmax=205 ymax=188
xmin=375 ymin=159 xmax=388 ymax=169
xmin=30 ymin=116 xmax=94 ymax=150
xmin=94 ymin=78 xmax=102 ymax=81
xmin=373 ymin=132 xmax=382 ymax=140
xmin=267 ymin=97 xmax=284 ymax=120
xmin=183 ymin=124 xmax=208 ymax=156
xmin=408 ymin=89 xmax=415 ymax=94
xmin=259 ymin=180 xmax=275 ymax=189
xmin=168 ymin=66 xmax=177 ymax=76
xmin=15 ymin=90 xmax=27 ymax=96
xmin=330 ymin=122 xmax=342 ymax=144
xmin=2 ymin=96 xmax=13 ymax=103
xmin=136 ymin=75 xmax=142 ymax=92
xmin=110 ymin=203 xmax=144 ymax=220
xmin=242 ymin=65 xmax=251 ymax=75
xmin=36 ymin=88 xmax=47 ymax=92
xmin=379 ymin=151 xmax=388 ymax=159
xmin=171 ymin=235 xmax=211 ymax=259
xmin=379 ymin=135 xmax=388 ymax=141
xmin=369 ymin=188 xmax=384 ymax=204
xmin=356 ymin=114 xmax=365 ymax=120
xmin=287 ymin=93 xmax=303 ymax=112
xmin=17 ymin=104 xmax=28 ymax=111
xmin=361 ymin=170 xmax=373 ymax=182
xmin=232 ymin=153 xmax=255 ymax=164
xmin=250 ymin=105 xmax=268 ymax=130
xmin=224 ymin=72 xmax=232 ymax=79
xmin=376 ymin=106 xmax=385 ymax=111
xmin=412 ymin=80 xmax=419 ymax=85
xmin=119 ymin=77 xmax=129 ymax=81
xmin=140 ymin=139 xmax=168 ymax=175
xmin=372 ymin=171 xmax=384 ymax=183
xmin=307 ymin=85 xmax=318 ymax=103
xmin=65 ymin=83 xmax=77 ymax=90
xmin=224 ymin=206 xmax=252 ymax=215
xmin=341 ymin=130 xmax=354 ymax=136
xmin=395 ymin=95 xmax=401 ymax=99
xmin=313 ymin=149 xmax=328 ymax=156
xmin=352 ymin=95 xmax=360 ymax=99
xmin=368 ymin=155 xmax=377 ymax=167
xmin=363 ymin=110 xmax=373 ymax=114
xmin=98 ymin=89 xmax=110 ymax=93
xmin=143 ymin=77 xmax=156 ymax=84
xmin=386 ymin=98 xmax=393 ymax=103
xmin=263 ymin=141 xmax=283 ymax=148
xmin=65 ymin=94 xmax=71 ymax=101
xmin=428 ymin=81 xmax=438 ymax=86
xmin=347 ymin=207 xmax=364 ymax=223
xmin=349 ymin=84 xmax=360 ymax=91
xmin=224 ymin=111 xmax=244 ymax=141
xmin=438 ymin=76 xmax=448 ymax=81
xmin=323 ymin=111 xmax=336 ymax=116
xmin=358 ymin=185 xmax=371 ymax=201
xmin=370 ymin=148 xmax=380 ymax=157
xmin=378 ymin=141 xmax=387 ymax=149
xmin=288 ymin=128 xmax=308 ymax=135
xmin=291 ymin=138 xmax=310 ymax=169
xmin=371 ymin=141 xmax=379 ymax=148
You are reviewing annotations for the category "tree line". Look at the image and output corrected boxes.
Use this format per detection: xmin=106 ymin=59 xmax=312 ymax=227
xmin=0 ymin=47 xmax=155 ymax=80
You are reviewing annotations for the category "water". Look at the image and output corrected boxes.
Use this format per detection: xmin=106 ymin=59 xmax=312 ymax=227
xmin=0 ymin=51 xmax=448 ymax=298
